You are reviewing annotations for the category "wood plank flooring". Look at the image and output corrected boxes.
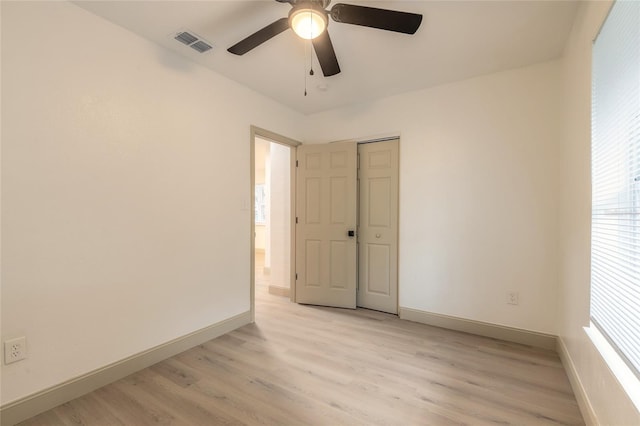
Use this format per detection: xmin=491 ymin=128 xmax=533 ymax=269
xmin=19 ymin=254 xmax=584 ymax=425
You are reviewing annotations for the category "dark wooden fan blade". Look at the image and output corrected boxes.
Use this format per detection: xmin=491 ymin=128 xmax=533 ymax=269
xmin=312 ymin=30 xmax=341 ymax=77
xmin=228 ymin=17 xmax=290 ymax=55
xmin=330 ymin=3 xmax=422 ymax=34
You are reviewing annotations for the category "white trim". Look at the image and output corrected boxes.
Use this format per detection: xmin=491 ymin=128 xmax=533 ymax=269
xmin=556 ymin=336 xmax=599 ymax=426
xmin=584 ymin=324 xmax=640 ymax=413
xmin=0 ymin=311 xmax=252 ymax=426
xmin=326 ymin=132 xmax=402 ymax=146
xmin=399 ymin=307 xmax=557 ymax=350
xmin=268 ymin=285 xmax=290 ymax=297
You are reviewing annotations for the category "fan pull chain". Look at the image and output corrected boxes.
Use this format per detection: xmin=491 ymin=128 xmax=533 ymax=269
xmin=309 ymin=42 xmax=314 ymax=77
xmin=306 ymin=39 xmax=315 ymax=95
xmin=304 ymin=40 xmax=308 ymax=96
xmin=303 ymin=25 xmax=308 ymax=96
xmin=308 ymin=11 xmax=314 ymax=78
xmin=304 ymin=10 xmax=313 ymax=96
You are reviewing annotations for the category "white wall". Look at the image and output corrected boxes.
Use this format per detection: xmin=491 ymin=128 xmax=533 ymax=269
xmin=304 ymin=61 xmax=562 ymax=334
xmin=255 ymin=225 xmax=267 ymax=252
xmin=268 ymin=142 xmax=291 ymax=289
xmin=558 ymin=1 xmax=640 ymax=424
xmin=264 ymin=149 xmax=271 ymax=268
xmin=254 ymin=140 xmax=268 ymax=252
xmin=0 ymin=1 xmax=304 ymax=405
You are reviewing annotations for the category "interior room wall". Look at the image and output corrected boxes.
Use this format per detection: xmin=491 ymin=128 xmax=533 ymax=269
xmin=0 ymin=1 xmax=304 ymax=405
xmin=303 ymin=60 xmax=562 ymax=335
xmin=255 ymin=225 xmax=267 ymax=252
xmin=558 ymin=1 xmax=640 ymax=424
xmin=254 ymin=140 xmax=269 ymax=252
xmin=268 ymin=142 xmax=291 ymax=290
xmin=265 ymin=149 xmax=272 ymax=269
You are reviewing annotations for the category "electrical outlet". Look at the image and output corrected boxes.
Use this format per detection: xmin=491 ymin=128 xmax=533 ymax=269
xmin=4 ymin=337 xmax=27 ymax=364
xmin=507 ymin=291 xmax=519 ymax=305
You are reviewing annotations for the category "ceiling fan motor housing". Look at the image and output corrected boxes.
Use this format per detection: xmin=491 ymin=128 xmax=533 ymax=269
xmin=288 ymin=2 xmax=329 ymax=39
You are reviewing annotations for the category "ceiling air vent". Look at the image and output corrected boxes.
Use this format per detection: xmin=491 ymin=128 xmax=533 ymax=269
xmin=175 ymin=31 xmax=198 ymax=45
xmin=173 ymin=30 xmax=213 ymax=54
xmin=190 ymin=40 xmax=213 ymax=53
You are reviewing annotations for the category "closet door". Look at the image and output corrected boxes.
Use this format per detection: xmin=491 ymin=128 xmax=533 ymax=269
xmin=295 ymin=141 xmax=357 ymax=309
xmin=357 ymin=139 xmax=399 ymax=314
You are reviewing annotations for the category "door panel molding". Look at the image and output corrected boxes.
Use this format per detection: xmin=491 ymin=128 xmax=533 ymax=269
xmin=357 ymin=139 xmax=399 ymax=314
xmin=295 ymin=141 xmax=357 ymax=309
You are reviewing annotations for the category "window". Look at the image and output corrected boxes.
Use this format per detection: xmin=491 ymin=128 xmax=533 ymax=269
xmin=255 ymin=184 xmax=266 ymax=224
xmin=590 ymin=0 xmax=640 ymax=383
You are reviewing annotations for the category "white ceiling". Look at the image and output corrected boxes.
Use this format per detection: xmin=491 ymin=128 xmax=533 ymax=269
xmin=74 ymin=1 xmax=579 ymax=115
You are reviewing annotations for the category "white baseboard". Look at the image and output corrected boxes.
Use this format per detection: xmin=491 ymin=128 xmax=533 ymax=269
xmin=399 ymin=307 xmax=557 ymax=350
xmin=556 ymin=337 xmax=598 ymax=426
xmin=0 ymin=311 xmax=252 ymax=426
xmin=268 ymin=285 xmax=290 ymax=297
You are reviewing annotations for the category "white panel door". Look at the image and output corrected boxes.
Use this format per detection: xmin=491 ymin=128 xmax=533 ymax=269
xmin=295 ymin=141 xmax=357 ymax=308
xmin=357 ymin=139 xmax=399 ymax=314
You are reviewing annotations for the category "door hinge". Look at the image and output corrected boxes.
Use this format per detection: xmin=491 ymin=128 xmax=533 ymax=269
xmin=296 ymin=160 xmax=299 ymax=167
xmin=295 ymin=273 xmax=298 ymax=280
xmin=296 ymin=217 xmax=299 ymax=224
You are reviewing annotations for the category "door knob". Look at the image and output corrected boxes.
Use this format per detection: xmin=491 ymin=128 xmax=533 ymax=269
xmin=348 ymin=230 xmax=355 ymax=237
xmin=376 ymin=233 xmax=381 ymax=238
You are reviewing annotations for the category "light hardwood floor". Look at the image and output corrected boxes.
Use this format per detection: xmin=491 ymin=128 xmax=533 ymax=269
xmin=19 ymin=254 xmax=584 ymax=425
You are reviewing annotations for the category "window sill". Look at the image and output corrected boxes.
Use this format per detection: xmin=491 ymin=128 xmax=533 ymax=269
xmin=584 ymin=323 xmax=640 ymax=412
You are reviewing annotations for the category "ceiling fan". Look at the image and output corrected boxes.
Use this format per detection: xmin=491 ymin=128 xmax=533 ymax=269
xmin=227 ymin=0 xmax=423 ymax=77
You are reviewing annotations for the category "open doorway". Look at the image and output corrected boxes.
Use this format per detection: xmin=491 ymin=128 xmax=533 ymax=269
xmin=250 ymin=127 xmax=299 ymax=321
xmin=254 ymin=138 xmax=291 ymax=297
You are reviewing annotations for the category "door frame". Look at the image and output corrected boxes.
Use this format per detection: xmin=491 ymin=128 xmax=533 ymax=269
xmin=250 ymin=126 xmax=301 ymax=322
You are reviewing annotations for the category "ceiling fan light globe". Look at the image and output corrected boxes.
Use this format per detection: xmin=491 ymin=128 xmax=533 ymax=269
xmin=290 ymin=8 xmax=327 ymax=40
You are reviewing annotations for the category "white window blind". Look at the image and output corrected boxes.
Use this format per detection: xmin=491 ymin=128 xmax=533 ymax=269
xmin=591 ymin=0 xmax=640 ymax=378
